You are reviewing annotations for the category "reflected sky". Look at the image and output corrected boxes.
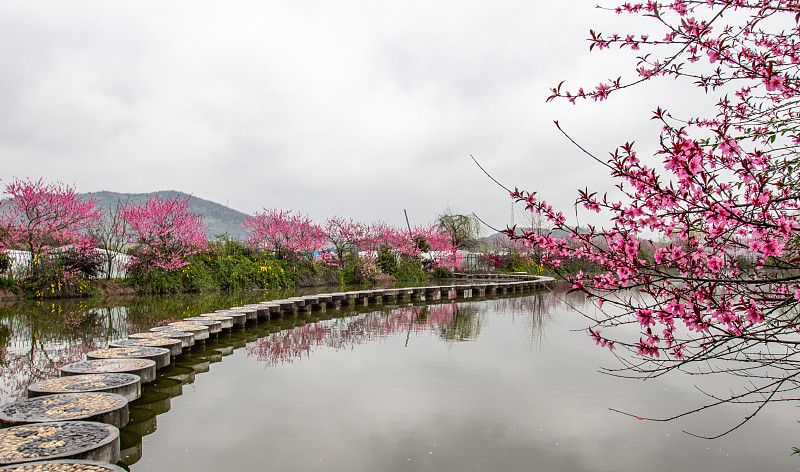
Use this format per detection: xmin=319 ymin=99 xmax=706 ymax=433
xmin=120 ymin=294 xmax=800 ymax=471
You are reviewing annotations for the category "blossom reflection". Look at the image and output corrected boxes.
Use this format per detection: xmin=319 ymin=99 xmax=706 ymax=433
xmin=246 ymin=303 xmax=482 ymax=366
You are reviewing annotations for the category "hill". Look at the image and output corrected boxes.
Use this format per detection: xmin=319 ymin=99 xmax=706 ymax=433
xmin=84 ymin=190 xmax=249 ymax=240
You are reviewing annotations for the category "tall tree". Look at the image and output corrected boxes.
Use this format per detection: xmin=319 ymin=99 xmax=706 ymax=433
xmin=436 ymin=211 xmax=480 ymax=250
xmin=89 ymin=201 xmax=132 ymax=279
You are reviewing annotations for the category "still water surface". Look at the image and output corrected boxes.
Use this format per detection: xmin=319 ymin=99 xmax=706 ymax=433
xmin=1 ymin=288 xmax=797 ymax=471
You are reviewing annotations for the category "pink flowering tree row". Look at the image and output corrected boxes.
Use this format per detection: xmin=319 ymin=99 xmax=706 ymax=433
xmin=0 ymin=178 xmax=207 ymax=276
xmin=243 ymin=209 xmax=462 ymax=270
xmin=243 ymin=209 xmax=328 ymax=261
xmin=502 ymin=0 xmax=800 ymax=435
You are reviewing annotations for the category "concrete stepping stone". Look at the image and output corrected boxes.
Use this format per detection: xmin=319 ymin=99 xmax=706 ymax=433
xmin=151 ymin=323 xmax=209 ymax=341
xmin=227 ymin=307 xmax=257 ymax=322
xmin=213 ymin=310 xmax=247 ymax=327
xmin=0 ymin=393 xmax=128 ymax=429
xmin=109 ymin=338 xmax=182 ymax=357
xmin=60 ymin=359 xmax=157 ymax=384
xmin=86 ymin=347 xmax=170 ymax=370
xmin=27 ymin=374 xmax=140 ymax=402
xmin=172 ymin=319 xmax=221 ymax=335
xmin=0 ymin=459 xmax=127 ymax=471
xmin=188 ymin=315 xmax=233 ymax=330
xmin=129 ymin=331 xmax=194 ymax=348
xmin=0 ymin=421 xmax=119 ymax=466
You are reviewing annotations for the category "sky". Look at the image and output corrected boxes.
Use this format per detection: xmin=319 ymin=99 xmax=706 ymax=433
xmin=0 ymin=0 xmax=691 ymax=232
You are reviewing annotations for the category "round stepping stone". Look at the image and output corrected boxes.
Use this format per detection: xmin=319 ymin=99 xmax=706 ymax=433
xmin=229 ymin=307 xmax=257 ymax=321
xmin=130 ymin=330 xmax=194 ymax=348
xmin=86 ymin=347 xmax=170 ymax=370
xmin=152 ymin=323 xmax=209 ymax=341
xmin=60 ymin=359 xmax=157 ymax=384
xmin=179 ymin=318 xmax=223 ymax=333
xmin=0 ymin=460 xmax=127 ymax=471
xmin=0 ymin=421 xmax=119 ymax=466
xmin=27 ymin=374 xmax=141 ymax=402
xmin=193 ymin=314 xmax=234 ymax=329
xmin=213 ymin=310 xmax=246 ymax=326
xmin=0 ymin=393 xmax=128 ymax=429
xmin=244 ymin=304 xmax=269 ymax=318
xmin=109 ymin=337 xmax=182 ymax=357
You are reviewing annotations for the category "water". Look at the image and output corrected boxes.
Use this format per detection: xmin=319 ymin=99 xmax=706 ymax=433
xmin=1 ymin=289 xmax=798 ymax=471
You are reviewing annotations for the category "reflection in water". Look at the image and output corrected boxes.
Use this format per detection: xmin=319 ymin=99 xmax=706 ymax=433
xmin=0 ymin=289 xmax=309 ymax=404
xmin=246 ymin=303 xmax=486 ymax=366
xmin=7 ymin=287 xmax=792 ymax=472
xmin=0 ymin=289 xmax=554 ymax=404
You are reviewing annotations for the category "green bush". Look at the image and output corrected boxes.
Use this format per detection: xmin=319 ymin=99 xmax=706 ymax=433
xmin=377 ymin=246 xmax=398 ymax=275
xmin=20 ymin=257 xmax=99 ymax=299
xmin=126 ymin=267 xmax=185 ymax=294
xmin=128 ymin=239 xmax=292 ymax=294
xmin=394 ymin=256 xmax=428 ymax=283
xmin=496 ymin=253 xmax=545 ymax=275
xmin=0 ymin=252 xmax=11 ymax=275
xmin=431 ymin=267 xmax=454 ymax=279
xmin=340 ymin=252 xmax=375 ymax=285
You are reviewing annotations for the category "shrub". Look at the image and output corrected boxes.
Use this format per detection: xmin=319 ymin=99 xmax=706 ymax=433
xmin=0 ymin=252 xmax=11 ymax=275
xmin=20 ymin=256 xmax=98 ymax=299
xmin=394 ymin=256 xmax=428 ymax=283
xmin=340 ymin=252 xmax=375 ymax=285
xmin=58 ymin=248 xmax=104 ymax=279
xmin=431 ymin=267 xmax=454 ymax=279
xmin=377 ymin=245 xmax=398 ymax=275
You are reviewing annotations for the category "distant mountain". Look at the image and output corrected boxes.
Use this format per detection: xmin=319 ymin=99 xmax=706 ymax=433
xmin=480 ymin=227 xmax=587 ymax=249
xmin=84 ymin=190 xmax=249 ymax=240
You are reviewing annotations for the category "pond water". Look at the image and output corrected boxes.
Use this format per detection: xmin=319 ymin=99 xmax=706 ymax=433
xmin=0 ymin=287 xmax=798 ymax=471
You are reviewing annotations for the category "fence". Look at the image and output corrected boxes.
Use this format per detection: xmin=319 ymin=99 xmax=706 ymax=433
xmin=1 ymin=248 xmax=131 ymax=279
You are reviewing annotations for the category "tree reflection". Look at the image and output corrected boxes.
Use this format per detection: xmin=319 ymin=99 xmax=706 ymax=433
xmin=247 ymin=303 xmax=485 ymax=366
xmin=0 ymin=302 xmax=103 ymax=403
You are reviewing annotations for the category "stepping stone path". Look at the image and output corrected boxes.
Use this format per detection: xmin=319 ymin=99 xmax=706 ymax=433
xmin=27 ymin=375 xmax=141 ymax=402
xmin=86 ymin=347 xmax=171 ymax=370
xmin=0 ymin=394 xmax=128 ymax=429
xmin=0 ymin=459 xmax=127 ymax=471
xmin=0 ymin=421 xmax=120 ymax=466
xmin=60 ymin=359 xmax=157 ymax=384
xmin=109 ymin=338 xmax=182 ymax=357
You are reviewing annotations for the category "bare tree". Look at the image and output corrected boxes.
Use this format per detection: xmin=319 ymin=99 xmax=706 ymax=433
xmin=90 ymin=201 xmax=132 ymax=279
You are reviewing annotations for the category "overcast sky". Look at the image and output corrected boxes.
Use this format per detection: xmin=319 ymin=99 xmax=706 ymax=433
xmin=0 ymin=0 xmax=689 ymax=232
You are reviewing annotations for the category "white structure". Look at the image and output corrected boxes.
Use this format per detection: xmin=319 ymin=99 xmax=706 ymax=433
xmin=1 ymin=248 xmax=131 ymax=279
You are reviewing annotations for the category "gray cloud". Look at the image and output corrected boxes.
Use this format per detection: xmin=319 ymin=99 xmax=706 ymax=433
xmin=0 ymin=0 xmax=683 ymax=230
